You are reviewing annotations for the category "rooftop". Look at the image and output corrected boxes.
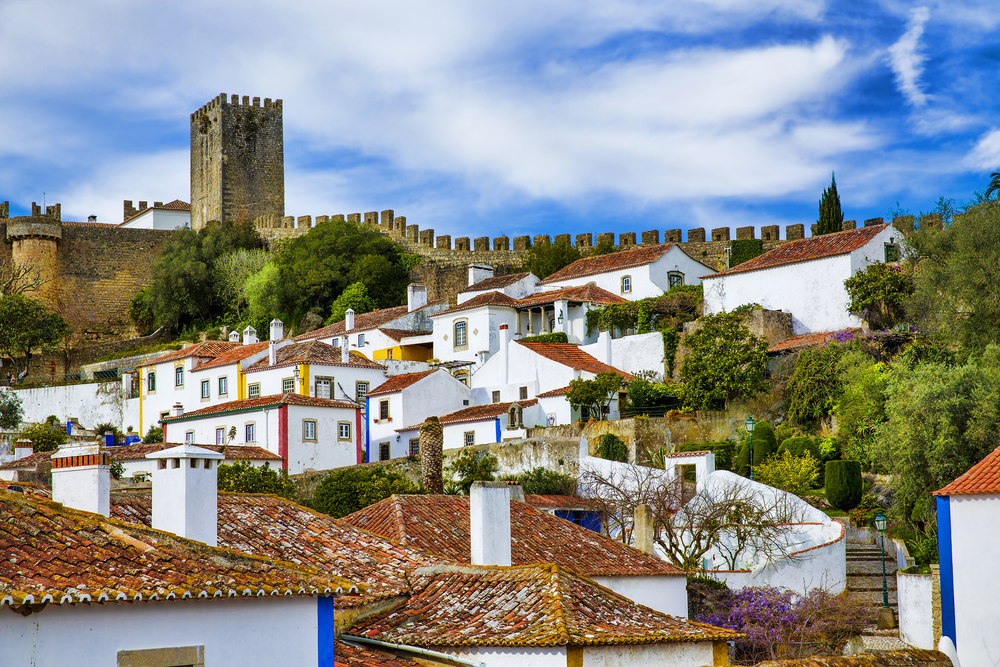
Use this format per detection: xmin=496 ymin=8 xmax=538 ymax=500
xmin=242 ymin=340 xmax=384 ymax=373
xmin=119 ymin=199 xmax=191 ymax=225
xmin=347 ymin=563 xmax=736 ymax=647
xmin=143 ymin=340 xmax=243 ymax=367
xmin=397 ymin=400 xmax=538 ymax=431
xmin=524 ymin=494 xmax=603 ymax=511
xmin=191 ymin=340 xmax=271 ymax=372
xmin=342 ymin=494 xmax=682 ymax=577
xmin=294 ymin=301 xmax=445 ymax=342
xmin=516 ymin=284 xmax=627 ymax=308
xmin=364 ymin=369 xmax=440 ymax=397
xmin=539 ymin=243 xmax=691 ymax=284
xmin=432 ymin=291 xmax=519 ymax=317
xmin=0 ymin=442 xmax=281 ymax=471
xmin=516 ymin=341 xmax=631 ymax=378
xmin=767 ymin=329 xmax=861 ymax=354
xmin=378 ymin=328 xmax=432 ymax=343
xmin=706 ymin=224 xmax=891 ymax=278
xmin=935 ymin=443 xmax=1000 ymax=496
xmin=161 ymin=393 xmax=358 ymax=423
xmin=459 ymin=272 xmax=531 ymax=294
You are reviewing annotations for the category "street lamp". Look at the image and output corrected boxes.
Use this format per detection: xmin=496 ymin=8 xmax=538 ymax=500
xmin=874 ymin=510 xmax=889 ymax=608
xmin=745 ymin=416 xmax=756 ymax=480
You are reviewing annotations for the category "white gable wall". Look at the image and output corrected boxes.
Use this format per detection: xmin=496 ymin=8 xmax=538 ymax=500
xmin=458 ymin=274 xmax=540 ymax=304
xmin=287 ymin=404 xmax=359 ymax=471
xmin=431 ymin=306 xmax=517 ymax=364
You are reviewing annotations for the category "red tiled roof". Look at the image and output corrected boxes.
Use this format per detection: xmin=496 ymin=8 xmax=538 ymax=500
xmin=293 ymin=306 xmax=409 ymax=341
xmin=161 ymin=393 xmax=358 ymax=423
xmin=935 ymin=444 xmax=1000 ymax=496
xmin=378 ymin=328 xmax=432 ymax=342
xmin=334 ymin=641 xmax=423 ymax=667
xmin=110 ymin=493 xmax=448 ymax=606
xmin=342 ymin=494 xmax=683 ymax=577
xmin=433 ymin=291 xmax=519 ymax=316
xmin=0 ymin=488 xmax=355 ymax=607
xmin=192 ymin=340 xmax=270 ymax=372
xmin=364 ymin=370 xmax=439 ymax=397
xmin=143 ymin=340 xmax=243 ymax=367
xmin=516 ymin=341 xmax=632 ymax=378
xmin=0 ymin=450 xmax=51 ymax=471
xmin=766 ymin=329 xmax=861 ymax=354
xmin=398 ymin=400 xmax=538 ymax=431
xmin=537 ymin=385 xmax=571 ymax=398
xmin=525 ymin=495 xmax=603 ymax=511
xmin=539 ymin=244 xmax=680 ymax=284
xmin=0 ymin=443 xmax=283 ymax=470
xmin=347 ymin=563 xmax=735 ymax=647
xmin=242 ymin=340 xmax=384 ymax=373
xmin=706 ymin=224 xmax=891 ymax=278
xmin=516 ymin=284 xmax=627 ymax=308
xmin=459 ymin=272 xmax=531 ymax=294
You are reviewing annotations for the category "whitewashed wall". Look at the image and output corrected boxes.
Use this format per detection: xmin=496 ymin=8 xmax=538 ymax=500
xmin=459 ymin=274 xmax=539 ymax=304
xmin=120 ymin=208 xmax=191 ymax=230
xmin=13 ymin=383 xmax=140 ymax=432
xmin=592 ymin=575 xmax=688 ymax=619
xmin=431 ymin=306 xmax=517 ymax=364
xmin=580 ymin=331 xmax=663 ymax=376
xmin=287 ymin=404 xmax=359 ymax=471
xmin=442 ymin=645 xmax=566 ymax=667
xmin=582 ymin=642 xmax=717 ymax=667
xmin=947 ymin=494 xmax=1000 ymax=667
xmin=898 ymin=571 xmax=935 ymax=650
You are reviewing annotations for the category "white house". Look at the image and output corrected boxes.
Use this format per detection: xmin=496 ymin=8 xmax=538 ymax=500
xmin=457 ymin=266 xmax=539 ymax=304
xmin=395 ymin=400 xmax=543 ymax=451
xmin=934 ymin=443 xmax=1000 ymax=667
xmin=365 ymin=369 xmax=472 ymax=462
xmin=538 ymin=242 xmax=716 ymax=299
xmin=512 ymin=284 xmax=626 ymax=344
xmin=160 ymin=393 xmax=363 ymax=473
xmin=118 ymin=199 xmax=191 ymax=229
xmin=429 ymin=292 xmax=519 ymax=370
xmin=701 ymin=223 xmax=900 ymax=335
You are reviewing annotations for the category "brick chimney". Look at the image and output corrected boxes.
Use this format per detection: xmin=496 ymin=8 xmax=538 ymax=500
xmin=51 ymin=441 xmax=111 ymax=516
xmin=146 ymin=444 xmax=225 ymax=546
xmin=470 ymin=481 xmax=512 ymax=566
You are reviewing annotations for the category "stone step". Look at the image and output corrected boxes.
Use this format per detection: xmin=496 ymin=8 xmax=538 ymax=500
xmin=849 ymin=589 xmax=899 ymax=607
xmin=848 ymin=576 xmax=898 ymax=591
xmin=848 ymin=562 xmax=898 ymax=575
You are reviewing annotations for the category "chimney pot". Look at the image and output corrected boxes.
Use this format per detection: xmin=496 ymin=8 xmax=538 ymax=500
xmin=147 ymin=445 xmax=225 ymax=545
xmin=467 ymin=264 xmax=495 ymax=288
xmin=269 ymin=318 xmax=284 ymax=341
xmin=228 ymin=330 xmax=240 ymax=342
xmin=51 ymin=442 xmax=111 ymax=516
xmin=172 ymin=402 xmax=184 ymax=417
xmin=345 ymin=309 xmax=355 ymax=331
xmin=243 ymin=326 xmax=258 ymax=345
xmin=470 ymin=481 xmax=512 ymax=566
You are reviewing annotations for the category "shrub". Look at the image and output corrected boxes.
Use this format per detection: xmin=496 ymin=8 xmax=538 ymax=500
xmin=678 ymin=441 xmax=734 ymax=471
xmin=734 ymin=422 xmax=777 ymax=478
xmin=109 ymin=460 xmax=125 ymax=480
xmin=142 ymin=425 xmax=163 ymax=444
xmin=312 ymin=465 xmax=420 ymax=518
xmin=848 ymin=494 xmax=883 ymax=527
xmin=597 ymin=433 xmax=628 ymax=463
xmin=521 ymin=332 xmax=568 ymax=344
xmin=18 ymin=422 xmax=68 ymax=453
xmin=773 ymin=422 xmax=795 ymax=448
xmin=753 ymin=451 xmax=819 ymax=496
xmin=0 ymin=390 xmax=23 ymax=431
xmin=499 ymin=467 xmax=577 ymax=495
xmin=785 ymin=344 xmax=846 ymax=427
xmin=777 ymin=436 xmax=821 ymax=461
xmin=217 ymin=461 xmax=295 ymax=497
xmin=826 ymin=460 xmax=863 ymax=512
xmin=444 ymin=448 xmax=498 ymax=495
xmin=679 ymin=311 xmax=769 ymax=410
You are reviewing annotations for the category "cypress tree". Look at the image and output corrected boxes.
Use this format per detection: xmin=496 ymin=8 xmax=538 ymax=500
xmin=816 ymin=173 xmax=844 ymax=235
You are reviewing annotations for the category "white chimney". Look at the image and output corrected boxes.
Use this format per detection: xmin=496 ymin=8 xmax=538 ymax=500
xmin=634 ymin=504 xmax=655 ymax=555
xmin=498 ymin=324 xmax=510 ymax=385
xmin=470 ymin=481 xmax=512 ymax=566
xmin=341 ymin=339 xmax=350 ymax=364
xmin=243 ymin=325 xmax=258 ymax=345
xmin=597 ymin=329 xmax=612 ymax=366
xmin=268 ymin=340 xmax=277 ymax=365
xmin=146 ymin=444 xmax=225 ymax=546
xmin=345 ymin=308 xmax=355 ymax=331
xmin=468 ymin=264 xmax=494 ymax=287
xmin=172 ymin=402 xmax=184 ymax=417
xmin=270 ymin=318 xmax=284 ymax=341
xmin=228 ymin=330 xmax=240 ymax=342
xmin=14 ymin=438 xmax=33 ymax=460
xmin=51 ymin=441 xmax=111 ymax=516
xmin=407 ymin=284 xmax=428 ymax=312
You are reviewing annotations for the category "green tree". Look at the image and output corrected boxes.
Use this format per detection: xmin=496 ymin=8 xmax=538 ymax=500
xmin=19 ymin=421 xmax=68 ymax=453
xmin=680 ymin=312 xmax=768 ymax=410
xmin=590 ymin=236 xmax=617 ymax=256
xmin=566 ymin=372 xmax=624 ymax=421
xmin=0 ymin=391 xmax=23 ymax=430
xmin=142 ymin=425 xmax=163 ymax=444
xmin=244 ymin=263 xmax=283 ymax=325
xmin=213 ymin=248 xmax=271 ymax=318
xmin=312 ymin=465 xmax=419 ymax=518
xmin=834 ymin=353 xmax=889 ymax=471
xmin=0 ymin=294 xmax=71 ymax=377
xmin=521 ymin=239 xmax=581 ymax=280
xmin=785 ymin=344 xmax=846 ymax=427
xmin=326 ymin=282 xmax=378 ymax=326
xmin=754 ymin=451 xmax=820 ymax=496
xmin=844 ymin=263 xmax=914 ymax=330
xmin=986 ymin=172 xmax=1000 ymax=200
xmin=597 ymin=433 xmax=628 ymax=462
xmin=128 ymin=289 xmax=156 ymax=335
xmin=444 ymin=448 xmax=499 ymax=494
xmin=217 ymin=461 xmax=295 ymax=497
xmin=816 ymin=173 xmax=844 ymax=235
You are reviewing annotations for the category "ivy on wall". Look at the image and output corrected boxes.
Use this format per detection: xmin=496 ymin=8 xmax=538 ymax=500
xmin=729 ymin=239 xmax=764 ymax=268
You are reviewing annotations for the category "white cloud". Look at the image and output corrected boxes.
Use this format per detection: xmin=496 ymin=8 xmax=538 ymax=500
xmin=888 ymin=7 xmax=931 ymax=107
xmin=966 ymin=129 xmax=1000 ymax=171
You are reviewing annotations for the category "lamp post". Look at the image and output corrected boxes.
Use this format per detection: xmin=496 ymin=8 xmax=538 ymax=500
xmin=745 ymin=416 xmax=755 ymax=480
xmin=874 ymin=510 xmax=889 ymax=608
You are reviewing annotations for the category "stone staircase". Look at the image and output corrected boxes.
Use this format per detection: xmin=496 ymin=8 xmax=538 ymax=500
xmin=846 ymin=541 xmax=898 ymax=614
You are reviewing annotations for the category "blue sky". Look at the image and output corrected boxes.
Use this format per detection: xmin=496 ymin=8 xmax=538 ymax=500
xmin=1 ymin=0 xmax=999 ymax=240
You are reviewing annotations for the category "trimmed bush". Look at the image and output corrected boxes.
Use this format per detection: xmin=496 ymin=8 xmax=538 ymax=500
xmin=777 ymin=436 xmax=821 ymax=460
xmin=598 ymin=433 xmax=628 ymax=463
xmin=735 ymin=422 xmax=777 ymax=478
xmin=678 ymin=441 xmax=734 ymax=471
xmin=521 ymin=331 xmax=568 ymax=344
xmin=826 ymin=460 xmax=863 ymax=512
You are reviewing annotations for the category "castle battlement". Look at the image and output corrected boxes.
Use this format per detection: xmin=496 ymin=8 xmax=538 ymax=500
xmin=191 ymin=93 xmax=283 ymax=121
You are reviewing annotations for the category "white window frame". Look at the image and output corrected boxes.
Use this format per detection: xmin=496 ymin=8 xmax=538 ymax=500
xmin=303 ymin=419 xmax=317 ymax=441
xmin=201 ymin=379 xmax=210 ymax=399
xmin=338 ymin=421 xmax=352 ymax=441
xmin=621 ymin=275 xmax=632 ymax=294
xmin=248 ymin=383 xmax=261 ymax=398
xmin=315 ymin=377 xmax=333 ymax=399
xmin=174 ymin=365 xmax=184 ymax=387
xmin=454 ymin=319 xmax=468 ymax=349
xmin=216 ymin=427 xmax=225 ymax=446
xmin=185 ymin=430 xmax=195 ymax=445
xmin=218 ymin=376 xmax=228 ymax=396
xmin=282 ymin=377 xmax=295 ymax=394
xmin=245 ymin=422 xmax=256 ymax=444
xmin=356 ymin=381 xmax=369 ymax=401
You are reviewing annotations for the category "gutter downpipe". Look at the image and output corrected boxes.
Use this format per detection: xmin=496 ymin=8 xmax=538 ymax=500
xmin=339 ymin=634 xmax=485 ymax=667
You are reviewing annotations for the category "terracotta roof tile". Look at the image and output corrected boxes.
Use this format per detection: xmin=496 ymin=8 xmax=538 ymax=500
xmin=120 ymin=200 xmax=192 ymax=224
xmin=516 ymin=284 xmax=627 ymax=308
xmin=364 ymin=370 xmax=439 ymax=397
xmin=524 ymin=495 xmax=603 ymax=511
xmin=433 ymin=291 xmax=519 ymax=316
xmin=459 ymin=272 xmax=531 ymax=294
xmin=242 ymin=340 xmax=384 ymax=373
xmin=766 ymin=329 xmax=861 ymax=354
xmin=536 ymin=385 xmax=571 ymax=398
xmin=162 ymin=393 xmax=358 ymax=423
xmin=516 ymin=341 xmax=632 ymax=378
xmin=707 ymin=224 xmax=890 ymax=278
xmin=539 ymin=244 xmax=684 ymax=284
xmin=378 ymin=328 xmax=432 ymax=342
xmin=144 ymin=341 xmax=243 ymax=367
xmin=347 ymin=563 xmax=735 ymax=646
xmin=0 ymin=450 xmax=52 ymax=471
xmin=0 ymin=443 xmax=282 ymax=471
xmin=294 ymin=303 xmax=445 ymax=342
xmin=0 ymin=488 xmax=356 ymax=608
xmin=192 ymin=340 xmax=271 ymax=372
xmin=935 ymin=444 xmax=1000 ymax=496
xmin=398 ymin=400 xmax=538 ymax=431
xmin=342 ymin=494 xmax=683 ymax=577
xmin=334 ymin=640 xmax=423 ymax=666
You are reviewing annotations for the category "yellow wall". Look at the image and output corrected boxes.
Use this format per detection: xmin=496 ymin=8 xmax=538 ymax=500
xmin=372 ymin=345 xmax=432 ymax=362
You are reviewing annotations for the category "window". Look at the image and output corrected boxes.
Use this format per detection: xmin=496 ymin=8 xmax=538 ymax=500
xmin=175 ymin=366 xmax=184 ymax=387
xmin=315 ymin=378 xmax=332 ymax=399
xmin=356 ymin=381 xmax=369 ymax=401
xmin=147 ymin=372 xmax=156 ymax=392
xmin=338 ymin=422 xmax=352 ymax=440
xmin=160 ymin=411 xmax=170 ymax=422
xmin=185 ymin=431 xmax=194 ymax=445
xmin=216 ymin=427 xmax=225 ymax=445
xmin=282 ymin=377 xmax=295 ymax=393
xmin=201 ymin=380 xmax=210 ymax=399
xmin=303 ymin=420 xmax=317 ymax=441
xmin=885 ymin=243 xmax=900 ymax=263
xmin=218 ymin=376 xmax=228 ymax=396
xmin=358 ymin=333 xmax=366 ymax=346
xmin=387 ymin=349 xmax=394 ymax=360
xmin=508 ymin=404 xmax=523 ymax=429
xmin=454 ymin=320 xmax=468 ymax=348
xmin=379 ymin=442 xmax=390 ymax=461
xmin=464 ymin=431 xmax=475 ymax=447
xmin=519 ymin=386 xmax=528 ymax=400
xmin=454 ymin=370 xmax=468 ymax=386
xmin=580 ymin=405 xmax=590 ymax=421
xmin=621 ymin=275 xmax=632 ymax=293
xmin=248 ymin=383 xmax=260 ymax=398
xmin=379 ymin=399 xmax=390 ymax=420
xmin=332 ymin=338 xmax=341 ymax=347
xmin=245 ymin=423 xmax=256 ymax=443
xmin=492 ymin=390 xmax=501 ymax=403
xmin=668 ymin=271 xmax=685 ymax=289
xmin=409 ymin=438 xmax=419 ymax=456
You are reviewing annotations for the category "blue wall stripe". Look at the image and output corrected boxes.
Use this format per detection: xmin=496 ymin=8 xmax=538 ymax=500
xmin=317 ymin=595 xmax=335 ymax=667
xmin=495 ymin=418 xmax=501 ymax=445
xmin=365 ymin=397 xmax=370 ymax=463
xmin=937 ymin=495 xmax=956 ymax=645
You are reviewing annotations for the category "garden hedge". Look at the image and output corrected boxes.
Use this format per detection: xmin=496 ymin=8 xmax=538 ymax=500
xmin=826 ymin=460 xmax=863 ymax=512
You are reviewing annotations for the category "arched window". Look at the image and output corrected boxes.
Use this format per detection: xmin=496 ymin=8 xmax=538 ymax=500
xmin=621 ymin=275 xmax=632 ymax=294
xmin=668 ymin=271 xmax=685 ymax=289
xmin=507 ymin=403 xmax=523 ymax=429
xmin=454 ymin=320 xmax=468 ymax=348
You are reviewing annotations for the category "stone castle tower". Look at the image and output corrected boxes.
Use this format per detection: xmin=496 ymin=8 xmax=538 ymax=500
xmin=190 ymin=94 xmax=284 ymax=230
xmin=5 ymin=202 xmax=62 ymax=308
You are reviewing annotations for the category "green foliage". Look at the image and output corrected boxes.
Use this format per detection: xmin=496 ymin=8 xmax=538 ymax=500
xmin=109 ymin=460 xmax=125 ymax=480
xmin=834 ymin=353 xmax=888 ymax=470
xmin=817 ymin=436 xmax=840 ymax=461
xmin=773 ymin=422 xmax=795 ymax=447
xmin=777 ymin=436 xmax=821 ymax=461
xmin=498 ymin=467 xmax=577 ymax=495
xmin=326 ymin=282 xmax=378 ymax=325
xmin=128 ymin=289 xmax=156 ymax=335
xmin=521 ymin=332 xmax=568 ymax=344
xmin=244 ymin=262 xmax=283 ymax=325
xmin=729 ymin=239 xmax=764 ymax=268
xmin=444 ymin=448 xmax=499 ymax=494
xmin=585 ymin=289 xmax=702 ymax=338
xmin=785 ymin=344 xmax=846 ymax=427
xmin=680 ymin=312 xmax=768 ymax=410
xmin=816 ymin=173 xmax=844 ymax=235
xmin=312 ymin=465 xmax=420 ymax=518
xmin=217 ymin=461 xmax=295 ymax=497
xmin=213 ymin=248 xmax=272 ymax=319
xmin=597 ymin=433 xmax=628 ymax=462
xmin=0 ymin=294 xmax=71 ymax=376
xmin=18 ymin=421 xmax=68 ymax=453
xmin=0 ymin=390 xmax=23 ymax=430
xmin=625 ymin=370 xmax=679 ymax=410
xmin=844 ymin=262 xmax=914 ymax=330
xmin=521 ymin=238 xmax=581 ymax=280
xmin=591 ymin=236 xmax=617 ymax=256
xmin=677 ymin=441 xmax=734 ymax=471
xmin=825 ymin=460 xmax=863 ymax=512
xmin=848 ymin=495 xmax=883 ymax=527
xmin=735 ymin=422 xmax=778 ymax=477
xmin=566 ymin=372 xmax=624 ymax=420
xmin=142 ymin=425 xmax=163 ymax=444
xmin=754 ymin=451 xmax=819 ymax=495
